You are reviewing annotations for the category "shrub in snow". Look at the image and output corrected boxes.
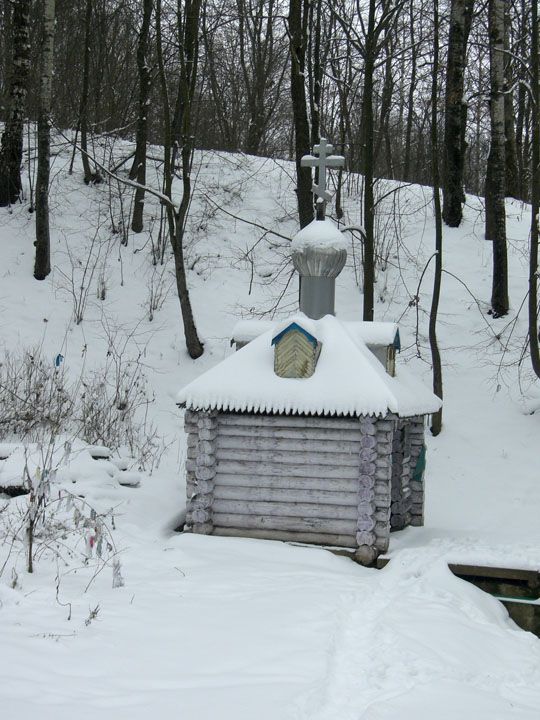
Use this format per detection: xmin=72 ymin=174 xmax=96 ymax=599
xmin=0 ymin=346 xmax=162 ymax=471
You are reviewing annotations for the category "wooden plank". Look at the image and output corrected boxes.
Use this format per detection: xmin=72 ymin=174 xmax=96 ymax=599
xmin=212 ymin=512 xmax=357 ymax=534
xmin=218 ymin=425 xmax=362 ymax=442
xmin=213 ymin=485 xmax=359 ymax=506
xmin=216 ymin=435 xmax=361 ymax=455
xmin=213 ymin=499 xmax=358 ymax=520
xmin=449 ymin=564 xmax=540 ymax=584
xmin=212 ymin=527 xmax=356 ymax=548
xmin=215 ymin=460 xmax=360 ymax=480
xmin=216 ymin=448 xmax=360 ymax=467
xmin=214 ymin=473 xmax=359 ymax=492
xmin=219 ymin=414 xmax=362 ymax=431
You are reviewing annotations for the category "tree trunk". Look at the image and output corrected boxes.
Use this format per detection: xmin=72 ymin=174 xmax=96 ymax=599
xmin=34 ymin=0 xmax=56 ymax=281
xmin=528 ymin=0 xmax=540 ymax=378
xmin=486 ymin=0 xmax=509 ymax=317
xmin=430 ymin=0 xmax=443 ymax=435
xmin=503 ymin=2 xmax=520 ymax=199
xmin=79 ymin=0 xmax=94 ymax=184
xmin=442 ymin=0 xmax=474 ymax=227
xmin=169 ymin=0 xmax=204 ymax=359
xmin=402 ymin=2 xmax=417 ymax=182
xmin=0 ymin=0 xmax=31 ymax=207
xmin=130 ymin=0 xmax=153 ymax=233
xmin=288 ymin=0 xmax=314 ymax=228
xmin=361 ymin=0 xmax=376 ymax=322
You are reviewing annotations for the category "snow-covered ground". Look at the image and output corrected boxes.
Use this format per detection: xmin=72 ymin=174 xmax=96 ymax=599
xmin=1 ymin=136 xmax=540 ymax=718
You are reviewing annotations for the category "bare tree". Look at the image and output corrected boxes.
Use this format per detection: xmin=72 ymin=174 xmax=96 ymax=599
xmin=430 ymin=0 xmax=443 ymax=435
xmin=34 ymin=0 xmax=56 ymax=281
xmin=485 ymin=0 xmax=509 ymax=317
xmin=130 ymin=0 xmax=153 ymax=233
xmin=442 ymin=0 xmax=474 ymax=227
xmin=288 ymin=0 xmax=314 ymax=228
xmin=528 ymin=0 xmax=540 ymax=378
xmin=158 ymin=0 xmax=204 ymax=359
xmin=0 ymin=0 xmax=31 ymax=207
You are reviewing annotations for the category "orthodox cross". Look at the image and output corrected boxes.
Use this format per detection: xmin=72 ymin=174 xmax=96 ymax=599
xmin=301 ymin=138 xmax=345 ymax=219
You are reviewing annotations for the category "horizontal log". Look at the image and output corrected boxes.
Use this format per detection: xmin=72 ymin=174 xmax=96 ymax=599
xmin=212 ymin=527 xmax=356 ymax=548
xmin=213 ymin=485 xmax=359 ymax=506
xmin=357 ymin=501 xmax=375 ymax=515
xmin=359 ymin=421 xmax=376 ymax=435
xmin=214 ymin=473 xmax=359 ymax=492
xmin=198 ymin=417 xmax=217 ymax=430
xmin=189 ymin=522 xmax=213 ymax=534
xmin=195 ymin=466 xmax=216 ymax=482
xmin=215 ymin=460 xmax=360 ymax=480
xmin=212 ymin=512 xmax=357 ymax=534
xmin=356 ymin=531 xmax=376 ymax=546
xmin=196 ymin=453 xmax=215 ymax=467
xmin=375 ymin=420 xmax=395 ymax=431
xmin=359 ymin=461 xmax=376 ymax=474
xmin=216 ymin=435 xmax=361 ymax=456
xmin=216 ymin=448 xmax=360 ymax=468
xmin=360 ymin=448 xmax=377 ymax=461
xmin=219 ymin=414 xmax=364 ymax=431
xmin=357 ymin=516 xmax=376 ymax=531
xmin=213 ymin=499 xmax=358 ymax=520
xmin=360 ymin=435 xmax=376 ymax=449
xmin=217 ymin=424 xmax=363 ymax=443
xmin=357 ymin=486 xmax=375 ymax=501
xmin=188 ymin=494 xmax=213 ymax=509
xmin=192 ymin=508 xmax=211 ymax=523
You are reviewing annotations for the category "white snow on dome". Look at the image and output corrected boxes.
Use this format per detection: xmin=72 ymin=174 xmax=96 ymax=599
xmin=177 ymin=315 xmax=441 ymax=418
xmin=291 ymin=219 xmax=347 ymax=253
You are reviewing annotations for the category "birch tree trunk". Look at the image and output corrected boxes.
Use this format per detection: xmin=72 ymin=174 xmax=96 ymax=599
xmin=485 ymin=0 xmax=509 ymax=317
xmin=0 ymin=0 xmax=31 ymax=207
xmin=528 ymin=0 xmax=540 ymax=377
xmin=130 ymin=0 xmax=153 ymax=233
xmin=442 ymin=0 xmax=474 ymax=228
xmin=34 ymin=0 xmax=56 ymax=281
xmin=430 ymin=0 xmax=443 ymax=435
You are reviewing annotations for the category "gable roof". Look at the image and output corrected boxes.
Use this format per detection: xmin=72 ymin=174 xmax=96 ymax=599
xmin=177 ymin=315 xmax=441 ymax=418
xmin=271 ymin=321 xmax=319 ymax=347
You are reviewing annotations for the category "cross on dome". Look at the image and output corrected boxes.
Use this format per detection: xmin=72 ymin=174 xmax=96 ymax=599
xmin=300 ymin=138 xmax=345 ymax=218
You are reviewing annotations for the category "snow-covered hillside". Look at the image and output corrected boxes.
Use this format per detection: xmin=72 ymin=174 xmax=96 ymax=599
xmin=1 ymin=135 xmax=540 ymax=718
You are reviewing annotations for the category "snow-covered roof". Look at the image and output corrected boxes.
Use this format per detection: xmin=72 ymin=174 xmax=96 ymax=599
xmin=178 ymin=315 xmax=441 ymax=418
xmin=231 ymin=318 xmax=399 ymax=348
xmin=291 ymin=219 xmax=348 ymax=253
xmin=349 ymin=321 xmax=399 ymax=348
xmin=231 ymin=319 xmax=274 ymax=344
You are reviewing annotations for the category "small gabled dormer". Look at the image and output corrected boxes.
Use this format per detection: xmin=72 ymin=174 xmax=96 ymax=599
xmin=367 ymin=329 xmax=400 ymax=377
xmin=272 ymin=321 xmax=322 ymax=379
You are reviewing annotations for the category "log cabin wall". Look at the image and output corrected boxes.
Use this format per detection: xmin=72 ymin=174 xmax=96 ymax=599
xmin=183 ymin=409 xmax=424 ymax=562
xmin=211 ymin=412 xmax=364 ymax=548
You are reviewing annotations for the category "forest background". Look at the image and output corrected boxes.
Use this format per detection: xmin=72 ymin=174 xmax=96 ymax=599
xmin=1 ymin=0 xmax=540 ymax=435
